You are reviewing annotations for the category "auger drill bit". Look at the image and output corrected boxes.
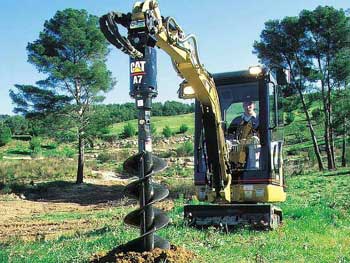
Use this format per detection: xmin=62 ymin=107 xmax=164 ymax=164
xmin=99 ymin=4 xmax=170 ymax=252
xmin=121 ymin=46 xmax=170 ymax=252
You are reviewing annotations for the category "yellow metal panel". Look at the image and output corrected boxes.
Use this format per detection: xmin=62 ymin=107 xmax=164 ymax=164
xmin=232 ymin=184 xmax=286 ymax=203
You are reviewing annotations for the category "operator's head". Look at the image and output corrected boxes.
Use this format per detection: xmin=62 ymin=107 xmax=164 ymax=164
xmin=243 ymin=101 xmax=256 ymax=116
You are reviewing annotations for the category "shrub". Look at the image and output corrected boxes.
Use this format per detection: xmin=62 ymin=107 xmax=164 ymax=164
xmin=162 ymin=126 xmax=173 ymax=138
xmin=285 ymin=112 xmax=295 ymax=125
xmin=97 ymin=150 xmax=129 ymax=163
xmin=11 ymin=135 xmax=32 ymax=141
xmin=55 ymin=130 xmax=76 ymax=143
xmin=0 ymin=124 xmax=12 ymax=146
xmin=179 ymin=124 xmax=189 ymax=134
xmin=123 ymin=123 xmax=136 ymax=138
xmin=29 ymin=137 xmax=42 ymax=157
xmin=97 ymin=152 xmax=111 ymax=163
xmin=42 ymin=141 xmax=58 ymax=150
xmin=101 ymin=134 xmax=119 ymax=143
xmin=307 ymin=147 xmax=316 ymax=167
xmin=150 ymin=123 xmax=157 ymax=135
xmin=62 ymin=146 xmax=75 ymax=158
xmin=311 ymin=108 xmax=323 ymax=121
xmin=176 ymin=141 xmax=194 ymax=157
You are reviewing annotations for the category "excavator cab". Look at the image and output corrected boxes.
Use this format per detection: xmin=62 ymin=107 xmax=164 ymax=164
xmin=186 ymin=68 xmax=288 ymax=229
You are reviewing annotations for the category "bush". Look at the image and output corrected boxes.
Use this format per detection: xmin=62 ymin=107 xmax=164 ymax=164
xmin=176 ymin=141 xmax=194 ymax=157
xmin=162 ymin=126 xmax=173 ymax=138
xmin=307 ymin=147 xmax=316 ymax=167
xmin=285 ymin=112 xmax=295 ymax=125
xmin=62 ymin=146 xmax=75 ymax=158
xmin=29 ymin=137 xmax=42 ymax=157
xmin=97 ymin=152 xmax=116 ymax=163
xmin=11 ymin=135 xmax=32 ymax=141
xmin=55 ymin=130 xmax=76 ymax=143
xmin=311 ymin=108 xmax=323 ymax=121
xmin=150 ymin=123 xmax=157 ymax=135
xmin=42 ymin=141 xmax=58 ymax=150
xmin=101 ymin=134 xmax=119 ymax=143
xmin=123 ymin=123 xmax=136 ymax=138
xmin=179 ymin=124 xmax=189 ymax=134
xmin=0 ymin=124 xmax=12 ymax=146
xmin=97 ymin=150 xmax=129 ymax=163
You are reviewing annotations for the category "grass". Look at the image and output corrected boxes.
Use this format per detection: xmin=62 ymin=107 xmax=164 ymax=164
xmin=109 ymin=113 xmax=195 ymax=136
xmin=0 ymin=158 xmax=98 ymax=194
xmin=0 ymin=168 xmax=349 ymax=262
xmin=1 ymin=139 xmax=76 ymax=158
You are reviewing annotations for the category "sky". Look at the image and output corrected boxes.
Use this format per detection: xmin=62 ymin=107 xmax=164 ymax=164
xmin=0 ymin=0 xmax=348 ymax=115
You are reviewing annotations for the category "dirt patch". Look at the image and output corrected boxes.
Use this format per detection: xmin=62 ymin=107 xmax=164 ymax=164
xmin=0 ymin=218 xmax=95 ymax=242
xmin=0 ymin=178 xmax=130 ymax=242
xmin=91 ymin=245 xmax=195 ymax=263
xmin=0 ymin=177 xmax=174 ymax=243
xmin=0 ymin=198 xmax=107 ymax=242
xmin=16 ymin=180 xmax=128 ymax=205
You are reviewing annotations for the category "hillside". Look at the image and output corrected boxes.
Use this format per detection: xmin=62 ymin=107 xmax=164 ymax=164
xmin=109 ymin=113 xmax=195 ymax=135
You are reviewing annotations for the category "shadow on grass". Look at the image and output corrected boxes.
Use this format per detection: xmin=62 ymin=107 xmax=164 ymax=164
xmin=11 ymin=180 xmax=128 ymax=206
xmin=322 ymin=169 xmax=350 ymax=177
xmin=6 ymin=149 xmax=31 ymax=155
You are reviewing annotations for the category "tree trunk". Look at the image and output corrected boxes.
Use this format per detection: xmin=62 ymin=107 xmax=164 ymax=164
xmin=326 ymin=71 xmax=336 ymax=169
xmin=298 ymin=88 xmax=324 ymax=171
xmin=341 ymin=134 xmax=346 ymax=167
xmin=76 ymin=131 xmax=84 ymax=184
xmin=318 ymin=58 xmax=335 ymax=170
xmin=324 ymin=114 xmax=335 ymax=169
xmin=342 ymin=119 xmax=347 ymax=167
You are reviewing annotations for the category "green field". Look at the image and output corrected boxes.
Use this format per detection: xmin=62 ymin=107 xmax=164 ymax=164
xmin=0 ymin=168 xmax=349 ymax=262
xmin=109 ymin=113 xmax=195 ymax=135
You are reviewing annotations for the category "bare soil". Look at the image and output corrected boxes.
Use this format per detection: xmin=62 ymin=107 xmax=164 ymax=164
xmin=0 ymin=176 xmax=174 ymax=243
xmin=91 ymin=245 xmax=195 ymax=263
xmin=0 ymin=189 xmax=114 ymax=242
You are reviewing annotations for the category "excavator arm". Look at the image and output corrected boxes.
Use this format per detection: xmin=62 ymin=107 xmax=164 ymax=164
xmin=138 ymin=0 xmax=232 ymax=201
xmin=99 ymin=0 xmax=231 ymax=201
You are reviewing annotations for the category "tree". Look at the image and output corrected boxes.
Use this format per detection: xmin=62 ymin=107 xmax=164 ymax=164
xmin=333 ymin=88 xmax=350 ymax=167
xmin=4 ymin=116 xmax=29 ymax=135
xmin=253 ymin=16 xmax=324 ymax=171
xmin=299 ymin=6 xmax=350 ymax=170
xmin=10 ymin=9 xmax=115 ymax=183
xmin=331 ymin=47 xmax=350 ymax=167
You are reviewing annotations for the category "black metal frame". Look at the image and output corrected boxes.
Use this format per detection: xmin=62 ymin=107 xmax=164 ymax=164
xmin=194 ymin=70 xmax=279 ymax=186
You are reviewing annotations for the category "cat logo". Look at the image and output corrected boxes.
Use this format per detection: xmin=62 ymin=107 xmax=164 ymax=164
xmin=130 ymin=61 xmax=146 ymax=84
xmin=130 ymin=61 xmax=146 ymax=75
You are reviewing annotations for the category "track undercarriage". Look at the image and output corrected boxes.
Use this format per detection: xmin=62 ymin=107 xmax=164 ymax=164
xmin=184 ymin=204 xmax=282 ymax=230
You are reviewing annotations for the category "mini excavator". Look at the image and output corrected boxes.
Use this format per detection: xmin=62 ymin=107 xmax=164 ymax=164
xmin=100 ymin=0 xmax=289 ymax=253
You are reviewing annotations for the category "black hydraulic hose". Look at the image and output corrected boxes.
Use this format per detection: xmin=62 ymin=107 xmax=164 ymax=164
xmin=99 ymin=13 xmax=143 ymax=58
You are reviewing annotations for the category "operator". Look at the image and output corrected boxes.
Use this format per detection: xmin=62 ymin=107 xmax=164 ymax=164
xmin=227 ymin=101 xmax=259 ymax=138
xmin=227 ymin=101 xmax=260 ymax=169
